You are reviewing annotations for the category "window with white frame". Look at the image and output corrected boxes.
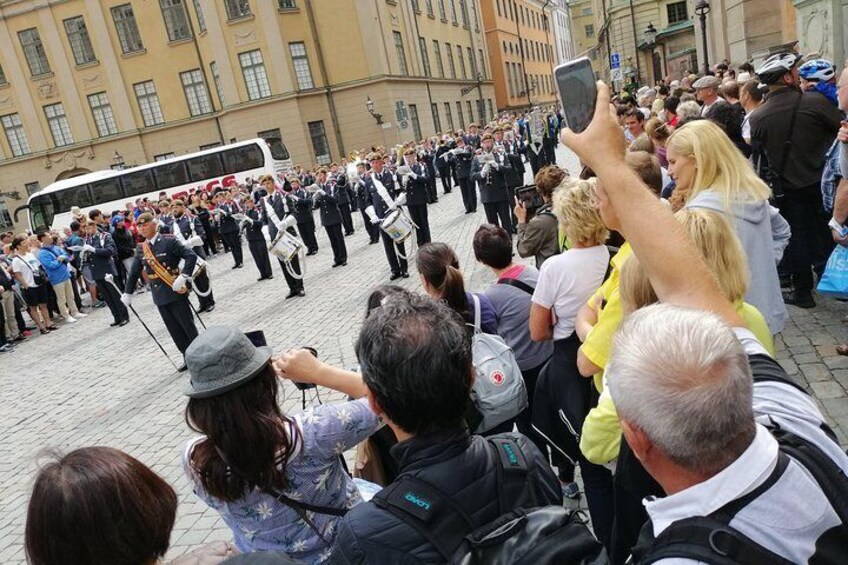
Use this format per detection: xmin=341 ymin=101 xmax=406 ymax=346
xmin=425 ymin=0 xmax=433 ymax=16
xmin=667 ymin=1 xmax=688 ymax=24
xmin=239 ymin=50 xmax=271 ymax=100
xmin=19 ymin=28 xmax=51 ymax=76
xmin=1 ymin=113 xmax=30 ymax=156
xmin=289 ymin=42 xmax=314 ymax=89
xmin=446 ymin=42 xmax=456 ymax=78
xmin=409 ymin=103 xmax=421 ymax=140
xmin=44 ymin=103 xmax=73 ymax=147
xmin=192 ymin=0 xmax=207 ymax=32
xmin=459 ymin=0 xmax=469 ymax=26
xmin=308 ymin=121 xmax=330 ymax=164
xmin=467 ymin=46 xmax=475 ymax=76
xmin=88 ymin=92 xmax=118 ymax=136
xmin=471 ymin=0 xmax=479 ymax=30
xmin=432 ymin=40 xmax=444 ymax=77
xmin=160 ymin=0 xmax=191 ymax=42
xmin=64 ymin=17 xmax=96 ymax=65
xmin=419 ymin=37 xmax=431 ymax=77
xmin=478 ymin=48 xmax=486 ymax=77
xmin=111 ymin=4 xmax=144 ymax=54
xmin=393 ymin=32 xmax=408 ymax=76
xmin=210 ymin=61 xmax=226 ymax=106
xmin=456 ymin=100 xmax=464 ymax=129
xmin=180 ymin=69 xmax=213 ymax=115
xmin=225 ymin=0 xmax=252 ymax=20
xmin=134 ymin=81 xmax=165 ymax=126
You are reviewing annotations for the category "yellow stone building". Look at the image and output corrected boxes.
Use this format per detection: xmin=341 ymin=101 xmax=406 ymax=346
xmin=480 ymin=0 xmax=559 ymax=111
xmin=568 ymin=0 xmax=603 ymax=74
xmin=0 ymin=0 xmax=496 ymax=231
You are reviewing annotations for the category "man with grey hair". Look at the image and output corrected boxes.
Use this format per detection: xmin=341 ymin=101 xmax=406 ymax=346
xmin=563 ymin=82 xmax=848 ymax=563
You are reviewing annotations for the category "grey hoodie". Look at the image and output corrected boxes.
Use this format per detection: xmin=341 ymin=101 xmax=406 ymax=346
xmin=686 ymin=190 xmax=790 ymax=334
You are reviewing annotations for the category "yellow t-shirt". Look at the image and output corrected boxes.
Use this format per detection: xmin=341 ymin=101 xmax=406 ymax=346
xmin=580 ymin=300 xmax=776 ymax=465
xmin=579 ymin=242 xmax=633 ymax=392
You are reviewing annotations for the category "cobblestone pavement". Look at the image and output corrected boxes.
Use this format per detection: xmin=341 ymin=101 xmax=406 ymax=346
xmin=2 ymin=145 xmax=847 ymax=562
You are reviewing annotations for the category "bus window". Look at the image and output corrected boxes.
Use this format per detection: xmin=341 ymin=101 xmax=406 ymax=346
xmin=122 ymin=169 xmax=156 ymax=198
xmin=89 ymin=177 xmax=124 ymax=205
xmin=186 ymin=153 xmax=224 ymax=182
xmin=29 ymin=194 xmax=55 ymax=232
xmin=57 ymin=184 xmax=93 ymax=212
xmin=221 ymin=144 xmax=264 ymax=175
xmin=258 ymin=131 xmax=290 ymax=161
xmin=154 ymin=160 xmax=189 ymax=190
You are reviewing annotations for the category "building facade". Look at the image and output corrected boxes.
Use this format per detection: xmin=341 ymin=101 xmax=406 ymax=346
xmin=480 ymin=0 xmax=559 ymax=111
xmin=793 ymin=0 xmax=848 ymax=70
xmin=568 ymin=0 xmax=603 ymax=74
xmin=593 ymin=0 xmax=696 ymax=88
xmin=0 ymin=0 xmax=496 ymax=232
xmin=550 ymin=0 xmax=575 ymax=64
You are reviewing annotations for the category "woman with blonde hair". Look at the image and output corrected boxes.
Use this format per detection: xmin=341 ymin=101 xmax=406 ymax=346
xmin=581 ymin=208 xmax=775 ymax=563
xmin=666 ymin=119 xmax=789 ymax=334
xmin=529 ymin=177 xmax=614 ymax=548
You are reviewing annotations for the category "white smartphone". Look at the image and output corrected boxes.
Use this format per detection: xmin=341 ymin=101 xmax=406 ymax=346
xmin=554 ymin=57 xmax=597 ymax=134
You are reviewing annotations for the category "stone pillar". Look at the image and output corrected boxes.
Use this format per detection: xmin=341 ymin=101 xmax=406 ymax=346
xmin=794 ymin=0 xmax=845 ymax=67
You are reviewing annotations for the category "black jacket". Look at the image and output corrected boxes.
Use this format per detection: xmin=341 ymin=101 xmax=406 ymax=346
xmin=314 ymin=183 xmax=342 ymax=227
xmin=403 ymin=163 xmax=430 ymax=206
xmin=217 ymin=202 xmax=242 ymax=234
xmin=243 ymin=208 xmax=267 ymax=242
xmin=453 ymin=147 xmax=474 ymax=180
xmin=750 ymin=86 xmax=842 ymax=190
xmin=262 ymin=191 xmax=288 ymax=240
xmin=289 ymin=188 xmax=315 ymax=226
xmin=329 ymin=429 xmax=561 ymax=564
xmin=83 ymin=231 xmax=118 ymax=280
xmin=124 ymin=234 xmax=198 ymax=306
xmin=363 ymin=170 xmax=399 ymax=219
xmin=471 ymin=151 xmax=513 ymax=203
xmin=435 ymin=145 xmax=452 ymax=174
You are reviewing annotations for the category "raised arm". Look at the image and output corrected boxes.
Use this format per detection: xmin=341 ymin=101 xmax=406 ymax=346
xmin=561 ymin=82 xmax=742 ymax=326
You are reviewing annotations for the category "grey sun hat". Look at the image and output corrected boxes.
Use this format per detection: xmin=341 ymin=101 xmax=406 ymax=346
xmin=184 ymin=326 xmax=273 ymax=398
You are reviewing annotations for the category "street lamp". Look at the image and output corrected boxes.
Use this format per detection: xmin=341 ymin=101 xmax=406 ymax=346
xmin=695 ymin=0 xmax=711 ymax=75
xmin=644 ymin=23 xmax=657 ymax=85
xmin=365 ymin=96 xmax=383 ymax=125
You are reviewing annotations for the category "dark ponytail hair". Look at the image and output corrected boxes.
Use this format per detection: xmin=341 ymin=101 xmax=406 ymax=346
xmin=416 ymin=242 xmax=468 ymax=317
xmin=185 ymin=365 xmax=297 ymax=501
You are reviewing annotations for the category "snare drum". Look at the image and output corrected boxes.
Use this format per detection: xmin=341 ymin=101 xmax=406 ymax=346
xmin=380 ymin=210 xmax=414 ymax=243
xmin=269 ymin=229 xmax=305 ymax=262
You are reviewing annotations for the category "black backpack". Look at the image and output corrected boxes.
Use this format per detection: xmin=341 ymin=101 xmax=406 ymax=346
xmin=629 ymin=355 xmax=848 ymax=565
xmin=373 ymin=436 xmax=608 ymax=565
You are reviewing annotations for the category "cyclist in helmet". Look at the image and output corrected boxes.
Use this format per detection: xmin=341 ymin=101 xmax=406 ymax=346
xmin=750 ymin=52 xmax=842 ymax=309
xmin=799 ymin=58 xmax=838 ymax=106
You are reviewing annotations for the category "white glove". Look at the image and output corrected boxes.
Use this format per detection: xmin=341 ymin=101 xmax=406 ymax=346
xmin=82 ymin=244 xmax=95 ymax=253
xmin=172 ymin=274 xmax=188 ymax=293
xmin=481 ymin=164 xmax=491 ymax=177
xmin=187 ymin=236 xmax=203 ymax=248
xmin=409 ymin=172 xmax=418 ymax=180
xmin=491 ymin=162 xmax=500 ymax=170
xmin=315 ymin=189 xmax=326 ymax=197
xmin=387 ymin=201 xmax=398 ymax=211
xmin=120 ymin=293 xmax=133 ymax=307
xmin=365 ymin=205 xmax=379 ymax=223
xmin=395 ymin=193 xmax=407 ymax=207
xmin=371 ymin=216 xmax=383 ymax=225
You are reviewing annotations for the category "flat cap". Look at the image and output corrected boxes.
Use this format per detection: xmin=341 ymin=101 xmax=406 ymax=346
xmin=692 ymin=75 xmax=720 ymax=89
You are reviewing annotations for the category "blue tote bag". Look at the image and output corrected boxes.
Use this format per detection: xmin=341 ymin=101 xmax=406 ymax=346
xmin=817 ymin=245 xmax=848 ymax=299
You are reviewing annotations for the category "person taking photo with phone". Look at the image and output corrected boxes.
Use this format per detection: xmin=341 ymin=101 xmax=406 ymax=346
xmin=514 ymin=165 xmax=564 ymax=268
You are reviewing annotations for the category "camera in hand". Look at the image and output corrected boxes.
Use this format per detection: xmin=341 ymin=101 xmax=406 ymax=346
xmin=515 ymin=185 xmax=544 ymax=215
xmin=244 ymin=330 xmax=318 ymax=391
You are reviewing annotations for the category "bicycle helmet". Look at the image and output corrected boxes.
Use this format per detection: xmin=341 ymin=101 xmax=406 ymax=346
xmin=799 ymin=58 xmax=836 ymax=83
xmin=755 ymin=52 xmax=801 ymax=85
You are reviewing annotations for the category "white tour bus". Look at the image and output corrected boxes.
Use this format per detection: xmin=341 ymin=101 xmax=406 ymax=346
xmin=22 ymin=137 xmax=291 ymax=232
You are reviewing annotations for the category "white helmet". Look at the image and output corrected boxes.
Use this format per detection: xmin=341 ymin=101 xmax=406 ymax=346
xmin=755 ymin=52 xmax=801 ymax=85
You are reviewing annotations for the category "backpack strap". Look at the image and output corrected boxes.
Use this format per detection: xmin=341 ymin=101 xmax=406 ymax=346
xmin=472 ymin=293 xmax=482 ymax=333
xmin=497 ymin=277 xmax=535 ymax=295
xmin=486 ymin=436 xmax=535 ymax=514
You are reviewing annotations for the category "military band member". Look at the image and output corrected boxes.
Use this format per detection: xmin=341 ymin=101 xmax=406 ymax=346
xmin=215 ymin=189 xmax=244 ymax=269
xmin=464 ymin=123 xmax=482 ymax=149
xmin=258 ymin=176 xmax=306 ymax=299
xmin=401 ymin=148 xmax=432 ymax=246
xmin=418 ymin=140 xmax=439 ymax=204
xmin=285 ymin=177 xmax=319 ymax=255
xmin=242 ymin=195 xmax=274 ymax=281
xmin=471 ymin=133 xmax=514 ymax=234
xmin=121 ymin=213 xmax=199 ymax=372
xmin=331 ymin=165 xmax=356 ymax=236
xmin=172 ymin=199 xmax=215 ymax=312
xmin=354 ymin=162 xmax=380 ymax=245
xmin=313 ymin=168 xmax=348 ymax=268
xmin=453 ymin=137 xmax=476 ymax=214
xmin=82 ymin=220 xmax=129 ymax=327
xmin=156 ymin=200 xmax=176 ymax=234
xmin=363 ymin=153 xmax=409 ymax=280
xmin=435 ymin=139 xmax=453 ymax=195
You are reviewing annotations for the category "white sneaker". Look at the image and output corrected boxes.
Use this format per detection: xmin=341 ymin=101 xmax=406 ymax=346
xmin=74 ymin=312 xmax=87 ymax=318
xmin=65 ymin=316 xmax=77 ymax=323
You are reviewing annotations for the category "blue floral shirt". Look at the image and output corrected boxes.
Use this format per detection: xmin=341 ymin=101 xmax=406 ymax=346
xmin=183 ymin=398 xmax=381 ymax=563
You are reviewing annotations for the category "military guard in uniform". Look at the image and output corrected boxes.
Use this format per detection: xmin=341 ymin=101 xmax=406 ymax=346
xmin=215 ymin=189 xmax=244 ymax=269
xmin=258 ymin=175 xmax=306 ymax=299
xmin=435 ymin=139 xmax=454 ymax=195
xmin=121 ymin=212 xmax=199 ymax=372
xmin=471 ymin=133 xmax=514 ymax=234
xmin=313 ymin=168 xmax=348 ymax=268
xmin=331 ymin=165 xmax=356 ymax=236
xmin=241 ymin=195 xmax=274 ymax=281
xmin=172 ymin=200 xmax=215 ymax=312
xmin=401 ymin=148 xmax=432 ymax=246
xmin=83 ymin=220 xmax=129 ymax=327
xmin=453 ymin=137 xmax=476 ymax=214
xmin=286 ymin=177 xmax=319 ymax=255
xmin=354 ymin=161 xmax=380 ymax=245
xmin=363 ymin=153 xmax=409 ymax=280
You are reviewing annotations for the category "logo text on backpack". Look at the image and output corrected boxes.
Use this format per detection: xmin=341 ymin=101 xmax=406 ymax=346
xmin=490 ymin=370 xmax=505 ymax=386
xmin=501 ymin=442 xmax=520 ymax=466
xmin=404 ymin=492 xmax=432 ymax=511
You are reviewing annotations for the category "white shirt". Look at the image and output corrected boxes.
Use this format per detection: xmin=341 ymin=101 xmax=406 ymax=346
xmin=11 ymin=253 xmax=40 ymax=287
xmin=532 ymin=245 xmax=609 ymax=340
xmin=645 ymin=328 xmax=848 ymax=564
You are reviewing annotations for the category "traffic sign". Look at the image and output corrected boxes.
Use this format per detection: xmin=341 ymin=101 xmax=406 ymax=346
xmin=611 ymin=53 xmax=621 ymax=70
xmin=611 ymin=68 xmax=624 ymax=82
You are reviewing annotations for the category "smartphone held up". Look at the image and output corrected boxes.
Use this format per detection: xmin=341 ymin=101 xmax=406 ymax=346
xmin=555 ymin=57 xmax=597 ymax=135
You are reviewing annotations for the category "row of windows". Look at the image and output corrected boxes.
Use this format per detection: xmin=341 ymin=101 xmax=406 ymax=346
xmin=0 ymin=42 xmax=313 ymax=156
xmin=4 ymin=1 xmax=302 ymax=81
xmin=410 ymin=0 xmax=479 ymax=31
xmin=396 ymin=33 xmax=487 ymax=81
xmin=502 ymin=39 xmax=553 ymax=64
xmin=505 ymin=62 xmax=554 ymax=99
xmin=496 ymin=0 xmax=548 ymax=32
xmin=430 ymin=98 xmax=494 ymax=133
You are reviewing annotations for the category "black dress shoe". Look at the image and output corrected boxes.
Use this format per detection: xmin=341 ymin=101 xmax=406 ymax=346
xmin=110 ymin=320 xmax=120 ymax=327
xmin=237 ymin=263 xmax=244 ymax=269
xmin=177 ymin=363 xmax=188 ymax=373
xmin=369 ymin=239 xmax=379 ymax=244
xmin=205 ymin=304 xmax=215 ymax=312
xmin=332 ymin=262 xmax=341 ymax=268
xmin=783 ymin=291 xmax=815 ymax=309
xmin=390 ymin=272 xmax=401 ymax=281
xmin=306 ymin=251 xmax=317 ymax=256
xmin=297 ymin=289 xmax=305 ymax=297
xmin=285 ymin=290 xmax=299 ymax=299
xmin=401 ymin=271 xmax=410 ymax=278
xmin=118 ymin=319 xmax=129 ymax=327
xmin=257 ymin=276 xmax=267 ymax=281
xmin=232 ymin=264 xmax=240 ymax=270
xmin=341 ymin=261 xmax=348 ymax=266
